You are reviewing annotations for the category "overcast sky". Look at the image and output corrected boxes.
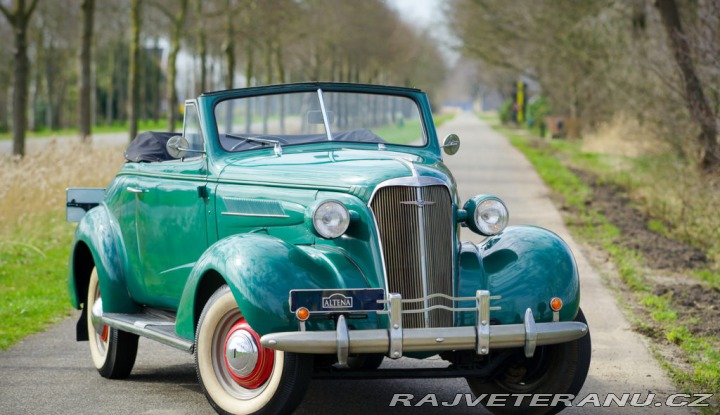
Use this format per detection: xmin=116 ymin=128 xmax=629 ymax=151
xmin=388 ymin=0 xmax=445 ymax=26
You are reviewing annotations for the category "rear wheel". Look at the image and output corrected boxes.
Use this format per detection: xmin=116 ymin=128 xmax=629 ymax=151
xmin=466 ymin=308 xmax=591 ymax=415
xmin=86 ymin=268 xmax=139 ymax=379
xmin=195 ymin=285 xmax=313 ymax=415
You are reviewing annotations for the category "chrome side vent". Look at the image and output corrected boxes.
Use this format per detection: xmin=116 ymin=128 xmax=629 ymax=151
xmin=370 ymin=185 xmax=454 ymax=328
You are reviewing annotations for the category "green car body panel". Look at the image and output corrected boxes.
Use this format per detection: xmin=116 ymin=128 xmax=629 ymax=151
xmin=67 ymin=82 xmax=580 ymax=345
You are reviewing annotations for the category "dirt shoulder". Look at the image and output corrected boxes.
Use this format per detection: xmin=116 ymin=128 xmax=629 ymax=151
xmin=572 ymin=169 xmax=720 ymax=337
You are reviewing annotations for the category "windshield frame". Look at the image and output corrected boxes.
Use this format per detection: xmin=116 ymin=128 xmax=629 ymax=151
xmin=211 ymin=86 xmax=430 ymax=154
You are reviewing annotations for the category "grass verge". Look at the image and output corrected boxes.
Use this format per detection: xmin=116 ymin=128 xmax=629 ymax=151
xmin=490 ymin=121 xmax=719 ymax=412
xmin=0 ymin=143 xmax=124 ymax=351
xmin=0 ymin=217 xmax=76 ymax=350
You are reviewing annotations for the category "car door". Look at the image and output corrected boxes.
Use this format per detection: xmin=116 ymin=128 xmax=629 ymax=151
xmin=132 ymin=103 xmax=209 ymax=309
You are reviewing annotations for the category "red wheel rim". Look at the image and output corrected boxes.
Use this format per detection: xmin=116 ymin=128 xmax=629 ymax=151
xmin=222 ymin=318 xmax=274 ymax=389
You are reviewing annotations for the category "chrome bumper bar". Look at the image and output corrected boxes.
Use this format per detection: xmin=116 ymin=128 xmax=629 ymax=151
xmin=260 ymin=290 xmax=588 ymax=365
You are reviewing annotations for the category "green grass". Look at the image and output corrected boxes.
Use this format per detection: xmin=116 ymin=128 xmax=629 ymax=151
xmin=490 ymin=120 xmax=719 ymax=410
xmin=0 ymin=118 xmax=183 ymax=141
xmin=371 ymin=112 xmax=456 ymax=145
xmin=0 ymin=215 xmax=76 ymax=350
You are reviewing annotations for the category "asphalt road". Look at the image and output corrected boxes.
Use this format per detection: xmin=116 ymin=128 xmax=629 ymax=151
xmin=0 ymin=113 xmax=688 ymax=414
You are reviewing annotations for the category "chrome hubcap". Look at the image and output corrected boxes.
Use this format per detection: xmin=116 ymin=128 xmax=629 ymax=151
xmin=225 ymin=330 xmax=259 ymax=378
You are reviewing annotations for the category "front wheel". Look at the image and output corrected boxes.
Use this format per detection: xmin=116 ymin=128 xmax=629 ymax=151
xmin=466 ymin=308 xmax=591 ymax=415
xmin=195 ymin=285 xmax=313 ymax=415
xmin=86 ymin=268 xmax=139 ymax=379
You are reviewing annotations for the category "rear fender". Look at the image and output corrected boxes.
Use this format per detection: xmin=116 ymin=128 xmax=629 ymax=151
xmin=456 ymin=226 xmax=579 ymax=325
xmin=175 ymin=234 xmax=369 ymax=340
xmin=67 ymin=205 xmax=139 ymax=313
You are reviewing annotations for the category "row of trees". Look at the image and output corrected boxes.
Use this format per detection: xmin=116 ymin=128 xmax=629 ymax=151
xmin=0 ymin=0 xmax=447 ymax=156
xmin=447 ymin=0 xmax=720 ymax=171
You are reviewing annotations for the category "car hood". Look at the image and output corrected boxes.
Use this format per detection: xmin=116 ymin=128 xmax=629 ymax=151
xmin=217 ymin=149 xmax=455 ymax=203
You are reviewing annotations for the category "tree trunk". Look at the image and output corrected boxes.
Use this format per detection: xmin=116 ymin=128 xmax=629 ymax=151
xmin=195 ymin=0 xmax=207 ymax=95
xmin=79 ymin=0 xmax=95 ymax=143
xmin=45 ymin=42 xmax=59 ymax=130
xmin=656 ymin=0 xmax=720 ymax=171
xmin=167 ymin=0 xmax=188 ymax=133
xmin=105 ymin=46 xmax=115 ymax=125
xmin=128 ymin=0 xmax=142 ymax=142
xmin=0 ymin=0 xmax=39 ymax=157
xmin=274 ymin=41 xmax=285 ymax=133
xmin=224 ymin=0 xmax=235 ymax=90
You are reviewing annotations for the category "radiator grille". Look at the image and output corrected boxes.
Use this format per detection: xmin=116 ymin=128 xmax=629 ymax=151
xmin=370 ymin=185 xmax=454 ymax=328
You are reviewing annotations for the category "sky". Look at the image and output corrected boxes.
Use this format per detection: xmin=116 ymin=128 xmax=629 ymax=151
xmin=388 ymin=0 xmax=459 ymax=64
xmin=388 ymin=0 xmax=445 ymax=26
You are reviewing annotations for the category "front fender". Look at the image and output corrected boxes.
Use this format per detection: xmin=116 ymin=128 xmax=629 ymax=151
xmin=67 ymin=205 xmax=139 ymax=313
xmin=175 ymin=234 xmax=368 ymax=340
xmin=457 ymin=226 xmax=579 ymax=325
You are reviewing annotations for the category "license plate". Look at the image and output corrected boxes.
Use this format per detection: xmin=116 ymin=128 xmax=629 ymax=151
xmin=290 ymin=289 xmax=385 ymax=313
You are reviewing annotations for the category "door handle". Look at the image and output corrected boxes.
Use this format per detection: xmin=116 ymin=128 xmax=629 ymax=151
xmin=126 ymin=187 xmax=148 ymax=194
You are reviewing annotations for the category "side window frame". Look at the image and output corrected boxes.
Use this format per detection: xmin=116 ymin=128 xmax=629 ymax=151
xmin=183 ymin=103 xmax=205 ymax=156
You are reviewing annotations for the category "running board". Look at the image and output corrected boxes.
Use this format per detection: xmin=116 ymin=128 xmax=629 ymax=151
xmin=101 ymin=312 xmax=194 ymax=354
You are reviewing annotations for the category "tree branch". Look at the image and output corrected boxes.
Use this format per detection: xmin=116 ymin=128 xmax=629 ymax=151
xmin=147 ymin=0 xmax=173 ymax=20
xmin=0 ymin=3 xmax=14 ymax=23
xmin=25 ymin=0 xmax=38 ymax=18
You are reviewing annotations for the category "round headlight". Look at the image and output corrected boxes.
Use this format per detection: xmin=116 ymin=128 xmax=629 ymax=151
xmin=464 ymin=195 xmax=509 ymax=236
xmin=312 ymin=201 xmax=350 ymax=239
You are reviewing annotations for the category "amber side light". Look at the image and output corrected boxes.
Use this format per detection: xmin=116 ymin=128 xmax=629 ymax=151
xmin=550 ymin=297 xmax=563 ymax=312
xmin=295 ymin=307 xmax=310 ymax=321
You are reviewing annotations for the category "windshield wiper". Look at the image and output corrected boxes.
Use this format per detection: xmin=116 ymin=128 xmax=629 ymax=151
xmin=226 ymin=134 xmax=283 ymax=156
xmin=316 ymin=88 xmax=333 ymax=141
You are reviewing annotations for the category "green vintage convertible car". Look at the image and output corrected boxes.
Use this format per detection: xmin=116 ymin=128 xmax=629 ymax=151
xmin=67 ymin=82 xmax=590 ymax=415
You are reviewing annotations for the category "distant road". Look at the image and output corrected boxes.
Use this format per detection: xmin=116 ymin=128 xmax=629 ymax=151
xmin=0 ymin=132 xmax=129 ymax=155
xmin=0 ymin=113 xmax=687 ymax=414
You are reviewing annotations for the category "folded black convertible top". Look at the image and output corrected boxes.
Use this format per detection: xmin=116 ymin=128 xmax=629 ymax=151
xmin=124 ymin=131 xmax=176 ymax=162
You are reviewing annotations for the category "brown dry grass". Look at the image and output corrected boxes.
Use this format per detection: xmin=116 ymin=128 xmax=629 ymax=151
xmin=0 ymin=141 xmax=125 ymax=237
xmin=577 ymin=115 xmax=720 ymax=265
xmin=582 ymin=113 xmax=671 ymax=157
xmin=621 ymin=158 xmax=720 ymax=264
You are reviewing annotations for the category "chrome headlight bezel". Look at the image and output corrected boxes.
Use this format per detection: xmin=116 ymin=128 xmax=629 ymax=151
xmin=464 ymin=195 xmax=509 ymax=236
xmin=311 ymin=200 xmax=350 ymax=239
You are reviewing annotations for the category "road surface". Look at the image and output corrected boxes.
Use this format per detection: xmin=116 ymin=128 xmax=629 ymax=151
xmin=0 ymin=113 xmax=686 ymax=414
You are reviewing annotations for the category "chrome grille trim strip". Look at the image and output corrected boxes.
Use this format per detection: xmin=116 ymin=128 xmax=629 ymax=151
xmin=380 ymin=305 xmax=476 ymax=314
xmin=377 ymin=293 xmax=502 ymax=304
xmin=415 ymin=186 xmax=431 ymax=327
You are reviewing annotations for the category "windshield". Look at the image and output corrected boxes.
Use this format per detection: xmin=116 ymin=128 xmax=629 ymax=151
xmin=215 ymin=89 xmax=425 ymax=152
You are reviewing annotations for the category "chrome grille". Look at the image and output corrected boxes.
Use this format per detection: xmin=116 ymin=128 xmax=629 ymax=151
xmin=370 ymin=185 xmax=454 ymax=328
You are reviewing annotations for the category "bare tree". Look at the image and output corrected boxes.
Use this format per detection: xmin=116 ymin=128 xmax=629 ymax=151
xmin=128 ymin=0 xmax=142 ymax=142
xmin=0 ymin=0 xmax=39 ymax=156
xmin=195 ymin=0 xmax=207 ymax=94
xmin=79 ymin=0 xmax=95 ymax=143
xmin=224 ymin=0 xmax=236 ymax=89
xmin=656 ymin=0 xmax=719 ymax=171
xmin=150 ymin=0 xmax=189 ymax=132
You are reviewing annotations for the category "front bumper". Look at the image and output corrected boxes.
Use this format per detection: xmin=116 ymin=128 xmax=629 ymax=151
xmin=260 ymin=290 xmax=588 ymax=365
